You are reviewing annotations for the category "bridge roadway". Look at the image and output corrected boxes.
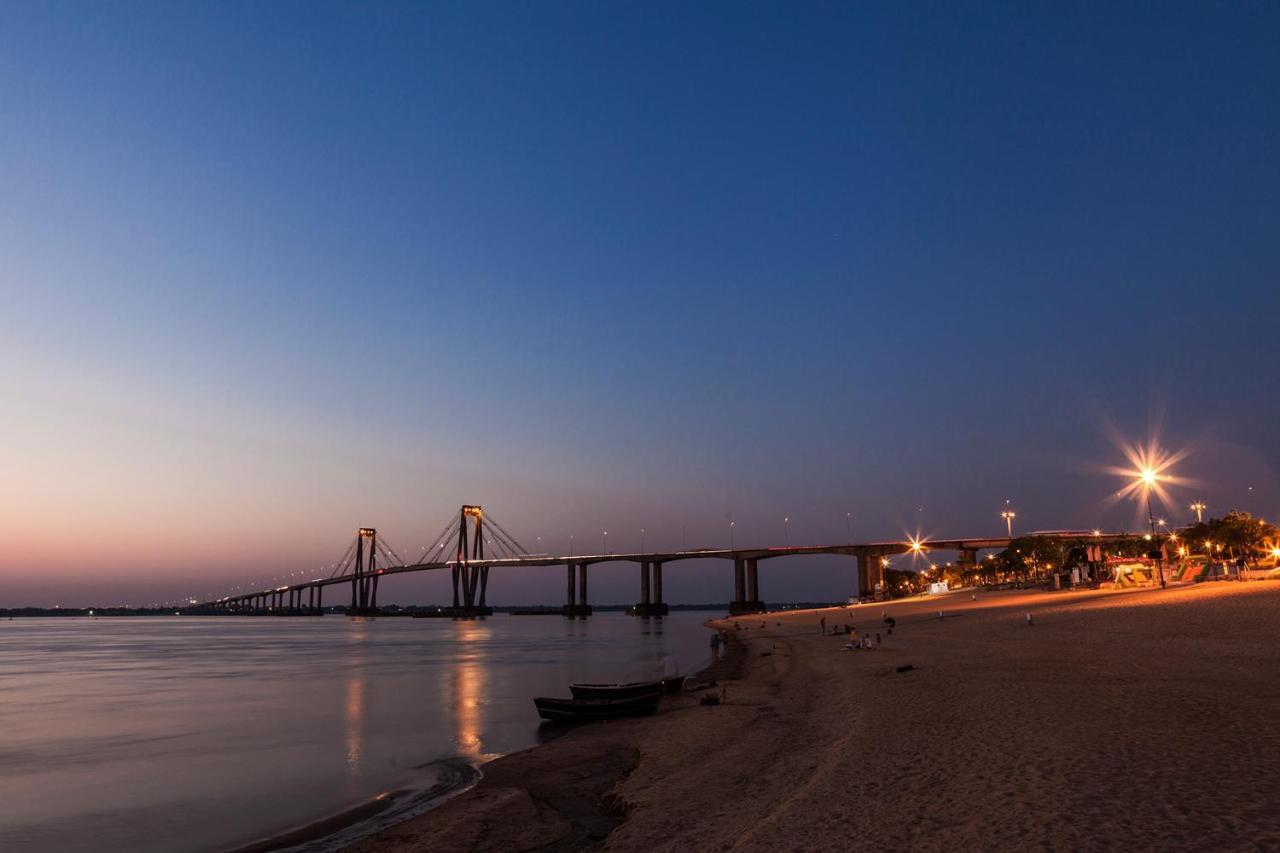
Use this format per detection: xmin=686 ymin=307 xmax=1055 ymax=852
xmin=197 ymin=531 xmax=1124 ymax=617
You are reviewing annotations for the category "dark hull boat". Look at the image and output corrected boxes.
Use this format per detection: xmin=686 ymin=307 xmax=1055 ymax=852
xmin=533 ymin=691 xmax=662 ymax=722
xmin=569 ymin=676 xmax=685 ymax=701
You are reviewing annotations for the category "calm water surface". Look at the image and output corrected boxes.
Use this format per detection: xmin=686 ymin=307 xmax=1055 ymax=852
xmin=0 ymin=613 xmax=714 ymax=853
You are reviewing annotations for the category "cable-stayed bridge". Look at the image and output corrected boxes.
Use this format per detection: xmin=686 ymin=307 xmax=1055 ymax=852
xmin=191 ymin=505 xmax=1125 ymax=617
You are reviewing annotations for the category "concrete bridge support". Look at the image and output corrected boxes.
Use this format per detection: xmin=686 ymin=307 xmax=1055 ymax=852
xmin=731 ymin=557 xmax=764 ymax=614
xmin=563 ymin=563 xmax=592 ymax=617
xmin=857 ymin=554 xmax=886 ymax=600
xmin=632 ymin=560 xmax=669 ymax=616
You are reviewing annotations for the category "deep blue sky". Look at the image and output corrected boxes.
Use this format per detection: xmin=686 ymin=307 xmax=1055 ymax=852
xmin=2 ymin=2 xmax=1278 ymax=606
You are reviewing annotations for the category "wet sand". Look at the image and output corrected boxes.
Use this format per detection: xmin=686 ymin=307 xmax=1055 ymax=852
xmin=346 ymin=582 xmax=1280 ymax=851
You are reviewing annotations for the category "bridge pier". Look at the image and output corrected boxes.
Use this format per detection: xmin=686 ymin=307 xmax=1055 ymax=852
xmin=857 ymin=554 xmax=886 ymax=600
xmin=731 ymin=557 xmax=764 ymax=614
xmin=631 ymin=560 xmax=669 ymax=616
xmin=563 ymin=562 xmax=592 ymax=617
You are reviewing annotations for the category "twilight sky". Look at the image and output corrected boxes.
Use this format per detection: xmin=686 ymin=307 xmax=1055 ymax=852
xmin=2 ymin=2 xmax=1278 ymax=607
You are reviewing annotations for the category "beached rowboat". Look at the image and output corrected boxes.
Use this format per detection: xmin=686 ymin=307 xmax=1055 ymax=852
xmin=533 ymin=691 xmax=663 ymax=722
xmin=569 ymin=675 xmax=684 ymax=700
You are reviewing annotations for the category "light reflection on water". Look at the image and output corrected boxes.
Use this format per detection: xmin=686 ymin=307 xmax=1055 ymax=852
xmin=0 ymin=613 xmax=712 ymax=853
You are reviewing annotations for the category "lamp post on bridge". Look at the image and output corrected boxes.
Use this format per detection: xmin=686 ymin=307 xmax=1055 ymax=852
xmin=784 ymin=516 xmax=791 ymax=548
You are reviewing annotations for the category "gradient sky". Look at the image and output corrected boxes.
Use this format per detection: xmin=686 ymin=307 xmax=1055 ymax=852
xmin=3 ymin=2 xmax=1278 ymax=607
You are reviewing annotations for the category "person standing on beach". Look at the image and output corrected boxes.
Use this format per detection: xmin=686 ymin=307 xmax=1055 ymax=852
xmin=820 ymin=616 xmax=826 ymax=634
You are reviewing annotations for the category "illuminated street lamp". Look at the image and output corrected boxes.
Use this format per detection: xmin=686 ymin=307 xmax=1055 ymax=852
xmin=1141 ymin=468 xmax=1172 ymax=589
xmin=784 ymin=516 xmax=791 ymax=548
xmin=1191 ymin=502 xmax=1206 ymax=524
xmin=1000 ymin=500 xmax=1016 ymax=537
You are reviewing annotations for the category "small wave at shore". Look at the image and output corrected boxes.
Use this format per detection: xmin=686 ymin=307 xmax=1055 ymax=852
xmin=229 ymin=758 xmax=482 ymax=853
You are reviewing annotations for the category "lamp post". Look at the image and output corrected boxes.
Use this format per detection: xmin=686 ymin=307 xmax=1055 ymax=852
xmin=846 ymin=512 xmax=852 ymax=541
xmin=602 ymin=530 xmax=608 ymax=555
xmin=640 ymin=528 xmax=645 ymax=555
xmin=1139 ymin=468 xmax=1165 ymax=588
xmin=729 ymin=519 xmax=735 ymax=550
xmin=784 ymin=516 xmax=791 ymax=548
xmin=1001 ymin=500 xmax=1016 ymax=538
xmin=1191 ymin=501 xmax=1206 ymax=524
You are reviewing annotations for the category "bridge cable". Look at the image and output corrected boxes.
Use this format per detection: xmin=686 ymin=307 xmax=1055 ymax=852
xmin=484 ymin=513 xmax=530 ymax=556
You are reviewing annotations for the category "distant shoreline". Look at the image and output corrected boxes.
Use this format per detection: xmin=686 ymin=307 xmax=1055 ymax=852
xmin=0 ymin=603 xmax=843 ymax=618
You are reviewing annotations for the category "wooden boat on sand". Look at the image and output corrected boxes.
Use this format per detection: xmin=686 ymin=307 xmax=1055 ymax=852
xmin=569 ymin=675 xmax=685 ymax=700
xmin=533 ymin=691 xmax=662 ymax=722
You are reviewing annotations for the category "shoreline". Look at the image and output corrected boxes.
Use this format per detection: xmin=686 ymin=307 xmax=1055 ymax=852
xmin=343 ymin=581 xmax=1280 ymax=851
xmin=338 ymin=627 xmax=747 ymax=852
xmin=226 ymin=758 xmax=482 ymax=853
xmin=224 ymin=618 xmax=723 ymax=853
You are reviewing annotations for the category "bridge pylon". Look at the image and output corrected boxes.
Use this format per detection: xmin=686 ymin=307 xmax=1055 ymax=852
xmin=348 ymin=527 xmax=381 ymax=614
xmin=450 ymin=505 xmax=494 ymax=616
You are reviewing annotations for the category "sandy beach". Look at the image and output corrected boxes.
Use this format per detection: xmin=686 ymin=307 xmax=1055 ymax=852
xmin=347 ymin=582 xmax=1280 ymax=851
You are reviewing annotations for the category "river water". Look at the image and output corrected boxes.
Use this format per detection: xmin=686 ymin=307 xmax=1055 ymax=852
xmin=0 ymin=613 xmax=715 ymax=853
